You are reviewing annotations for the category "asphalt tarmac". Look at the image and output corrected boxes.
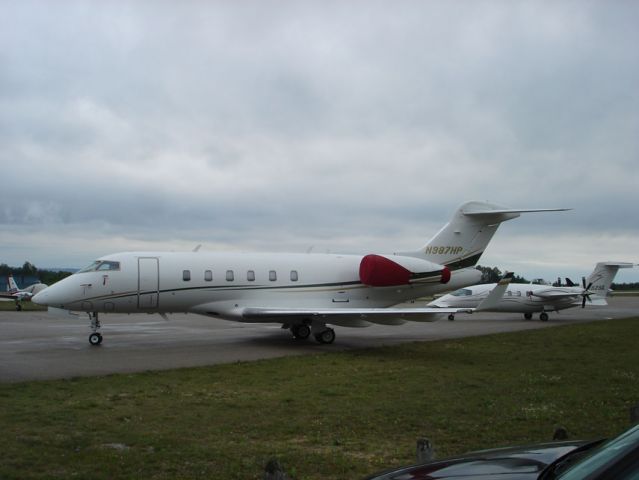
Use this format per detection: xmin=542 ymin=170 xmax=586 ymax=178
xmin=1 ymin=297 xmax=637 ymax=383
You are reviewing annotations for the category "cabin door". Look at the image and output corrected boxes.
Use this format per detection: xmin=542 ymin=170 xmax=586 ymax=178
xmin=138 ymin=257 xmax=159 ymax=309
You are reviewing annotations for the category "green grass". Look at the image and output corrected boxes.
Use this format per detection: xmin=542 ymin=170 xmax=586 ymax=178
xmin=2 ymin=318 xmax=639 ymax=479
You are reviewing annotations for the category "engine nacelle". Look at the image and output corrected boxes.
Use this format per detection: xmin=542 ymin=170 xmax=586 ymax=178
xmin=426 ymin=267 xmax=483 ymax=296
xmin=359 ymin=254 xmax=450 ymax=287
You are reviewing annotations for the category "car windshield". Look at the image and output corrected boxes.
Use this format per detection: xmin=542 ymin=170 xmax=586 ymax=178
xmin=77 ymin=260 xmax=120 ymax=273
xmin=556 ymin=424 xmax=639 ymax=479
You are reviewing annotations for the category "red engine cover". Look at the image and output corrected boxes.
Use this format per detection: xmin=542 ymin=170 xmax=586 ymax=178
xmin=440 ymin=266 xmax=451 ymax=284
xmin=359 ymin=254 xmax=411 ymax=287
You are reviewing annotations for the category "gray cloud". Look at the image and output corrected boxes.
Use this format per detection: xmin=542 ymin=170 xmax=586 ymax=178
xmin=0 ymin=1 xmax=637 ymax=282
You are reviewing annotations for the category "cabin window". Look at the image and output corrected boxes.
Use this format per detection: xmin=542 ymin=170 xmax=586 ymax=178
xmin=516 ymin=291 xmax=521 ymax=297
xmin=183 ymin=270 xmax=191 ymax=281
xmin=247 ymin=270 xmax=255 ymax=281
xmin=204 ymin=270 xmax=213 ymax=282
xmin=507 ymin=290 xmax=512 ymax=296
xmin=226 ymin=270 xmax=234 ymax=281
xmin=290 ymin=270 xmax=298 ymax=282
xmin=269 ymin=270 xmax=277 ymax=281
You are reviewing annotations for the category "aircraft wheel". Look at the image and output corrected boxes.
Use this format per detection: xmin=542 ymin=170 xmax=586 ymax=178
xmin=89 ymin=333 xmax=103 ymax=346
xmin=524 ymin=313 xmax=533 ymax=320
xmin=16 ymin=304 xmax=22 ymax=311
xmin=539 ymin=312 xmax=549 ymax=322
xmin=292 ymin=324 xmax=311 ymax=340
xmin=448 ymin=314 xmax=455 ymax=321
xmin=315 ymin=328 xmax=335 ymax=344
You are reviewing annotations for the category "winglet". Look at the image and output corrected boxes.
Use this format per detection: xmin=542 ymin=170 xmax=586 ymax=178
xmin=476 ymin=272 xmax=514 ymax=312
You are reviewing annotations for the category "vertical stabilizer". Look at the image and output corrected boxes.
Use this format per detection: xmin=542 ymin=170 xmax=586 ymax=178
xmin=7 ymin=275 xmax=19 ymax=294
xmin=400 ymin=201 xmax=569 ymax=270
xmin=586 ymin=262 xmax=634 ymax=297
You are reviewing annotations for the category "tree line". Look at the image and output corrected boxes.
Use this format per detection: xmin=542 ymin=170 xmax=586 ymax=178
xmin=0 ymin=262 xmax=73 ymax=286
xmin=475 ymin=265 xmax=529 ymax=284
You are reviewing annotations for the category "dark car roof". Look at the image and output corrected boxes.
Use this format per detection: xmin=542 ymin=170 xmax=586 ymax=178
xmin=365 ymin=440 xmax=593 ymax=480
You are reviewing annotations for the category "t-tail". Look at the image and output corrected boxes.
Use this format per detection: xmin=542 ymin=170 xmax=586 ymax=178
xmin=585 ymin=262 xmax=634 ymax=298
xmin=401 ymin=201 xmax=570 ymax=271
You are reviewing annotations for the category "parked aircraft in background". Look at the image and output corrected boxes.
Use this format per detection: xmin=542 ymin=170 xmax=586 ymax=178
xmin=33 ymin=201 xmax=567 ymax=345
xmin=0 ymin=275 xmax=48 ymax=310
xmin=431 ymin=262 xmax=634 ymax=321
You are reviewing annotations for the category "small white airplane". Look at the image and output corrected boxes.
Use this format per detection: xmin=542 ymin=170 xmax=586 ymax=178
xmin=33 ymin=201 xmax=567 ymax=345
xmin=430 ymin=262 xmax=635 ymax=321
xmin=0 ymin=274 xmax=48 ymax=310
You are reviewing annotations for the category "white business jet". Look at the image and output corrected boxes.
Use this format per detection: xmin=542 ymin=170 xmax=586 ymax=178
xmin=0 ymin=275 xmax=48 ymax=311
xmin=33 ymin=201 xmax=567 ymax=345
xmin=431 ymin=262 xmax=634 ymax=321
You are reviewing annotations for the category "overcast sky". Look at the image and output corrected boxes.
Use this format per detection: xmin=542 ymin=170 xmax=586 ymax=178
xmin=1 ymin=1 xmax=638 ymax=282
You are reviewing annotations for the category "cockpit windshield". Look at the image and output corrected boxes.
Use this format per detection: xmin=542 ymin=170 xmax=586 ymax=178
xmin=77 ymin=260 xmax=121 ymax=273
xmin=450 ymin=288 xmax=473 ymax=297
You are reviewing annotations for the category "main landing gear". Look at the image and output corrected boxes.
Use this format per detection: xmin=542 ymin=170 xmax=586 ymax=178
xmin=88 ymin=312 xmax=103 ymax=346
xmin=289 ymin=322 xmax=336 ymax=344
xmin=291 ymin=323 xmax=311 ymax=340
xmin=15 ymin=301 xmax=23 ymax=311
xmin=523 ymin=312 xmax=549 ymax=321
xmin=314 ymin=328 xmax=336 ymax=344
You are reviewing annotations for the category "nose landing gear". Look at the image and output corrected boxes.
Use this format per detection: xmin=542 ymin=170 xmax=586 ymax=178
xmin=88 ymin=312 xmax=103 ymax=345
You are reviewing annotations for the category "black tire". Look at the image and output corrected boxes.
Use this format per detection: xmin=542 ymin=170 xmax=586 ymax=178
xmin=16 ymin=304 xmax=22 ymax=311
xmin=448 ymin=314 xmax=455 ymax=321
xmin=524 ymin=313 xmax=533 ymax=320
xmin=540 ymin=312 xmax=549 ymax=322
xmin=89 ymin=333 xmax=102 ymax=346
xmin=316 ymin=328 xmax=335 ymax=344
xmin=296 ymin=324 xmax=311 ymax=339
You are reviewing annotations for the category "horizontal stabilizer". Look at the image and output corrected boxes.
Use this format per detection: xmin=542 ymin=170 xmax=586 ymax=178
xmin=597 ymin=262 xmax=635 ymax=268
xmin=463 ymin=207 xmax=571 ymax=216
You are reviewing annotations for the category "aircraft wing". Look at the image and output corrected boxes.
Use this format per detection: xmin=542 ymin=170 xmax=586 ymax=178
xmin=530 ymin=291 xmax=581 ymax=299
xmin=242 ymin=273 xmax=513 ymax=326
xmin=242 ymin=306 xmax=471 ymax=326
xmin=530 ymin=289 xmax=608 ymax=307
xmin=1 ymin=292 xmax=32 ymax=301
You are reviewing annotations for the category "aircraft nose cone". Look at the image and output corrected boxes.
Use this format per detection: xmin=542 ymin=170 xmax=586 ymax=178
xmin=32 ymin=288 xmax=52 ymax=306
